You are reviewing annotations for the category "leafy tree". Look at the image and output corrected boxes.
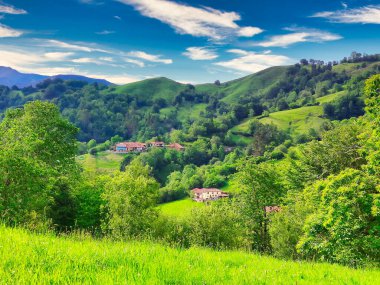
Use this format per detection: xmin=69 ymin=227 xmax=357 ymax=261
xmin=0 ymin=101 xmax=78 ymax=227
xmin=236 ymin=161 xmax=285 ymax=252
xmin=102 ymin=161 xmax=160 ymax=239
xmin=188 ymin=201 xmax=245 ymax=250
xmin=297 ymin=169 xmax=379 ymax=267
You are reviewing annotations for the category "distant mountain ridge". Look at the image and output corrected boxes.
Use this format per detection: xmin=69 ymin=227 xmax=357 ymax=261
xmin=0 ymin=66 xmax=112 ymax=88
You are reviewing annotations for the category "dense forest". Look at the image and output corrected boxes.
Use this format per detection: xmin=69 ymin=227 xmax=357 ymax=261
xmin=0 ymin=54 xmax=379 ymax=268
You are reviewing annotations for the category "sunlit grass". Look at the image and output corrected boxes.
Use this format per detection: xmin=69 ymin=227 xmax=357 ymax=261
xmin=1 ymin=226 xmax=379 ymax=284
xmin=158 ymin=198 xmax=204 ymax=218
xmin=77 ymin=151 xmax=125 ymax=173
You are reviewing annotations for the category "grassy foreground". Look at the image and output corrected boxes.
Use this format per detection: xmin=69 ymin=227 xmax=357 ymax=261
xmin=1 ymin=226 xmax=379 ymax=284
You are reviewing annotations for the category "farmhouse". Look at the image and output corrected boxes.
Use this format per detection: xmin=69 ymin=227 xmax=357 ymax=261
xmin=167 ymin=143 xmax=185 ymax=151
xmin=114 ymin=142 xmax=147 ymax=153
xmin=191 ymin=188 xmax=229 ymax=202
xmin=149 ymin=141 xmax=165 ymax=147
xmin=264 ymin=206 xmax=281 ymax=213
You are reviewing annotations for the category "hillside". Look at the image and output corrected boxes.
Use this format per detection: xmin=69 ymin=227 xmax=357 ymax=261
xmin=0 ymin=57 xmax=379 ymax=143
xmin=1 ymin=226 xmax=378 ymax=284
xmin=113 ymin=77 xmax=187 ymax=101
xmin=232 ymin=90 xmax=346 ymax=136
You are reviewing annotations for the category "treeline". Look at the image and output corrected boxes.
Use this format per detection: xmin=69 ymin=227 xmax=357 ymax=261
xmin=0 ymin=53 xmax=378 ymax=144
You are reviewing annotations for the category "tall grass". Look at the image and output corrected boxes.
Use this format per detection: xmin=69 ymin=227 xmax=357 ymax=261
xmin=0 ymin=226 xmax=379 ymax=284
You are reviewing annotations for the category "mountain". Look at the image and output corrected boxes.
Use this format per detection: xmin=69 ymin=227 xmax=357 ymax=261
xmin=0 ymin=67 xmax=46 ymax=88
xmin=0 ymin=67 xmax=112 ymax=88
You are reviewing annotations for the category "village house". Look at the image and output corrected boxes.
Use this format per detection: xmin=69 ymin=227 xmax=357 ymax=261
xmin=191 ymin=188 xmax=229 ymax=202
xmin=114 ymin=142 xmax=147 ymax=153
xmin=264 ymin=206 xmax=281 ymax=213
xmin=167 ymin=143 xmax=185 ymax=151
xmin=149 ymin=141 xmax=165 ymax=148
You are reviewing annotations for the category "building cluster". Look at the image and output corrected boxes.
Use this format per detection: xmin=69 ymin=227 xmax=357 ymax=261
xmin=191 ymin=188 xmax=229 ymax=202
xmin=113 ymin=141 xmax=185 ymax=153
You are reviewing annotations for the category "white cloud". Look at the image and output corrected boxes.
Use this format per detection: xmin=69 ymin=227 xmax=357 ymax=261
xmin=99 ymin=57 xmax=114 ymax=62
xmin=0 ymin=48 xmax=76 ymax=75
xmin=312 ymin=5 xmax=380 ymax=24
xmin=114 ymin=15 xmax=122 ymax=20
xmin=45 ymin=40 xmax=109 ymax=53
xmin=256 ymin=28 xmax=342 ymax=47
xmin=124 ymin=58 xmax=145 ymax=67
xmin=215 ymin=50 xmax=292 ymax=73
xmin=117 ymin=0 xmax=262 ymax=40
xmin=238 ymin=27 xmax=263 ymax=37
xmin=83 ymin=73 xmax=141 ymax=84
xmin=183 ymin=47 xmax=218 ymax=60
xmin=0 ymin=3 xmax=27 ymax=14
xmin=96 ymin=30 xmax=116 ymax=35
xmin=0 ymin=24 xmax=23 ymax=37
xmin=71 ymin=57 xmax=123 ymax=67
xmin=44 ymin=52 xmax=74 ymax=61
xmin=127 ymin=50 xmax=173 ymax=64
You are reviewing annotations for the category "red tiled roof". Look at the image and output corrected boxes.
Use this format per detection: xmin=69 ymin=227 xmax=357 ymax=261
xmin=167 ymin=143 xmax=185 ymax=149
xmin=265 ymin=206 xmax=281 ymax=213
xmin=192 ymin=188 xmax=223 ymax=194
xmin=116 ymin=142 xmax=147 ymax=148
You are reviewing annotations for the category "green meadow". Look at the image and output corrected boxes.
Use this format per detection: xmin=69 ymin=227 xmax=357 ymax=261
xmin=1 ymin=226 xmax=379 ymax=285
xmin=232 ymin=91 xmax=346 ymax=138
xmin=77 ymin=151 xmax=125 ymax=172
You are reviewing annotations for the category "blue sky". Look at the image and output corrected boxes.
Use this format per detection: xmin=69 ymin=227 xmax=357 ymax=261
xmin=0 ymin=0 xmax=379 ymax=84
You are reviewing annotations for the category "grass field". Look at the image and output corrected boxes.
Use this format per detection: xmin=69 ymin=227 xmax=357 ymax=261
xmin=232 ymin=91 xmax=346 ymax=137
xmin=160 ymin=102 xmax=207 ymax=122
xmin=1 ymin=226 xmax=379 ymax=284
xmin=158 ymin=198 xmax=204 ymax=218
xmin=77 ymin=151 xmax=125 ymax=172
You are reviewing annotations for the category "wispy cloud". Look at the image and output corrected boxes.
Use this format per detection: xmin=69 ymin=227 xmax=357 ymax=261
xmin=44 ymin=40 xmax=109 ymax=53
xmin=117 ymin=0 xmax=262 ymax=41
xmin=96 ymin=30 xmax=116 ymax=35
xmin=78 ymin=0 xmax=104 ymax=5
xmin=0 ymin=48 xmax=76 ymax=74
xmin=183 ymin=47 xmax=218 ymax=60
xmin=0 ymin=24 xmax=23 ymax=37
xmin=124 ymin=58 xmax=145 ymax=67
xmin=0 ymin=2 xmax=27 ymax=14
xmin=44 ymin=52 xmax=74 ymax=61
xmin=256 ymin=27 xmax=342 ymax=47
xmin=312 ymin=5 xmax=380 ymax=24
xmin=114 ymin=15 xmax=122 ymax=20
xmin=71 ymin=57 xmax=122 ymax=67
xmin=127 ymin=50 xmax=173 ymax=64
xmin=214 ymin=50 xmax=292 ymax=73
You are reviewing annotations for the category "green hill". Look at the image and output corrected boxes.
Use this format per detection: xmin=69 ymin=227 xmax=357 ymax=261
xmin=196 ymin=66 xmax=289 ymax=103
xmin=232 ymin=91 xmax=347 ymax=136
xmin=113 ymin=77 xmax=187 ymax=101
xmin=1 ymin=226 xmax=378 ymax=284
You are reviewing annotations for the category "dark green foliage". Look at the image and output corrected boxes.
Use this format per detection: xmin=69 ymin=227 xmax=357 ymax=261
xmin=323 ymin=94 xmax=364 ymax=120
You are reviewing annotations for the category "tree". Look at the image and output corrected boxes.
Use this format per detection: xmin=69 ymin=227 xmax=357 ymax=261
xmin=188 ymin=201 xmax=245 ymax=250
xmin=297 ymin=169 xmax=379 ymax=267
xmin=363 ymin=74 xmax=380 ymax=175
xmin=236 ymin=161 xmax=285 ymax=252
xmin=0 ymin=101 xmax=79 ymax=227
xmin=102 ymin=161 xmax=160 ymax=239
